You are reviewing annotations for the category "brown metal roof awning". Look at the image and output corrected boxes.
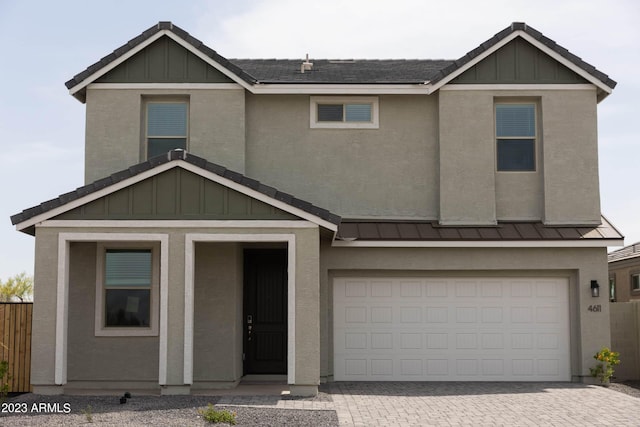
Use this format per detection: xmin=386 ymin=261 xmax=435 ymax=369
xmin=337 ymin=216 xmax=623 ymax=242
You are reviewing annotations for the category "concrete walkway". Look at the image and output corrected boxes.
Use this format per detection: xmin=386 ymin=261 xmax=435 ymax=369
xmin=216 ymin=382 xmax=640 ymax=426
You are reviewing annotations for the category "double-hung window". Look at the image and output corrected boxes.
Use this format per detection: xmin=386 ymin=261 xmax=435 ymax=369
xmin=146 ymin=101 xmax=188 ymax=158
xmin=310 ymin=96 xmax=379 ymax=129
xmin=95 ymin=245 xmax=159 ymax=336
xmin=495 ymin=103 xmax=536 ymax=171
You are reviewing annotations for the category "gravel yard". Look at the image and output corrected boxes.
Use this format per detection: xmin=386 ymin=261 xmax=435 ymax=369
xmin=1 ymin=393 xmax=339 ymax=426
xmin=1 ymin=381 xmax=639 ymax=426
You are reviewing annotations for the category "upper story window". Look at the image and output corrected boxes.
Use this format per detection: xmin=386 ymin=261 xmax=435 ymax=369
xmin=495 ymin=103 xmax=536 ymax=171
xmin=145 ymin=100 xmax=188 ymax=158
xmin=310 ymin=96 xmax=379 ymax=129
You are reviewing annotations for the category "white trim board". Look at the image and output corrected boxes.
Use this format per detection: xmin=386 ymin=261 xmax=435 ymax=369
xmin=15 ymin=159 xmax=338 ymax=233
xmin=40 ymin=220 xmax=319 ymax=229
xmin=440 ymin=84 xmax=597 ymax=91
xmin=88 ymin=83 xmax=243 ymax=90
xmin=183 ymin=233 xmax=297 ymax=385
xmin=55 ymin=233 xmax=169 ymax=386
xmin=331 ymin=239 xmax=623 ymax=248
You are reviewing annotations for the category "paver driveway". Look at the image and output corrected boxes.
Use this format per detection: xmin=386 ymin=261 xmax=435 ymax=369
xmin=322 ymin=382 xmax=640 ymax=426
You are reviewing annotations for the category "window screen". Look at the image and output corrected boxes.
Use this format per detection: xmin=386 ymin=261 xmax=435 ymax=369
xmin=146 ymin=102 xmax=187 ymax=158
xmin=104 ymin=250 xmax=152 ymax=327
xmin=496 ymin=104 xmax=536 ymax=171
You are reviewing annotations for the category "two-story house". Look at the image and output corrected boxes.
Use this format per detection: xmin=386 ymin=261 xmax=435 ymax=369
xmin=11 ymin=22 xmax=623 ymax=396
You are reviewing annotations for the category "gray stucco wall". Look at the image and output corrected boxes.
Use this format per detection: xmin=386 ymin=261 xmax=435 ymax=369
xmin=245 ymin=94 xmax=439 ymax=220
xmin=193 ymin=242 xmax=243 ymax=383
xmin=438 ymin=88 xmax=599 ymax=225
xmin=84 ymin=87 xmax=245 ymax=183
xmin=318 ymin=243 xmax=610 ymax=382
xmin=83 ymin=86 xmax=601 ymax=225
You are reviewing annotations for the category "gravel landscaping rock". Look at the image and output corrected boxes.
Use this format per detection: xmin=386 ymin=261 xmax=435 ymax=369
xmin=610 ymin=380 xmax=640 ymax=399
xmin=1 ymin=393 xmax=339 ymax=426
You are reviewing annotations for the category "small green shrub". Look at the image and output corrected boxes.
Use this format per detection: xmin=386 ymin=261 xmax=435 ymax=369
xmin=0 ymin=360 xmax=10 ymax=402
xmin=82 ymin=405 xmax=93 ymax=423
xmin=198 ymin=404 xmax=237 ymax=425
xmin=590 ymin=346 xmax=621 ymax=384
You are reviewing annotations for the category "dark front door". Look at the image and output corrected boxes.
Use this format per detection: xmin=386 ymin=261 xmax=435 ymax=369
xmin=243 ymin=249 xmax=287 ymax=375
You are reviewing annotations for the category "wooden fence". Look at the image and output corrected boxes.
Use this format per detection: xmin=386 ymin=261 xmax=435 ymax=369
xmin=0 ymin=303 xmax=32 ymax=393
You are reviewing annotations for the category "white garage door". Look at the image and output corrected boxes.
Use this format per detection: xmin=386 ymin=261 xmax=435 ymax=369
xmin=333 ymin=277 xmax=570 ymax=381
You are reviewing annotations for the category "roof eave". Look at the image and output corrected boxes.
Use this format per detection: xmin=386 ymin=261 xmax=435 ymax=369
xmin=65 ymin=23 xmax=258 ymax=104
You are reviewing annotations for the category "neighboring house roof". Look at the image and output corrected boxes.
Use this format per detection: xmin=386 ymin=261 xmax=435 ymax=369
xmin=10 ymin=150 xmax=341 ymax=235
xmin=65 ymin=21 xmax=616 ymax=102
xmin=336 ymin=217 xmax=623 ymax=246
xmin=608 ymin=242 xmax=640 ymax=263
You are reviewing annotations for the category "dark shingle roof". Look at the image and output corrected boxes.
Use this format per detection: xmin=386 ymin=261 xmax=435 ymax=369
xmin=228 ymin=59 xmax=453 ymax=84
xmin=65 ymin=21 xmax=616 ymax=93
xmin=608 ymin=242 xmax=640 ymax=263
xmin=337 ymin=217 xmax=623 ymax=242
xmin=10 ymin=150 xmax=341 ymax=233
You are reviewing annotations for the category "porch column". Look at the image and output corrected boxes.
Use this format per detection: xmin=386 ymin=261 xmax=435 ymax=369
xmin=290 ymin=227 xmax=321 ymax=396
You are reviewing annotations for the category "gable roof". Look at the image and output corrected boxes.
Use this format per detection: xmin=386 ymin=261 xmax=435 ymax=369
xmin=66 ymin=22 xmax=616 ymax=102
xmin=11 ymin=150 xmax=341 ymax=235
xmin=608 ymin=242 xmax=640 ymax=263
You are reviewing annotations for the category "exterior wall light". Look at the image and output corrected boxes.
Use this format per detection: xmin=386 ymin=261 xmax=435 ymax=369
xmin=591 ymin=280 xmax=600 ymax=298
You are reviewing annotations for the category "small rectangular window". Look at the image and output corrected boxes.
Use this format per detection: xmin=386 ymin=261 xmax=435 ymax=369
xmin=496 ymin=104 xmax=536 ymax=171
xmin=632 ymin=274 xmax=640 ymax=292
xmin=146 ymin=101 xmax=188 ymax=158
xmin=311 ymin=96 xmax=379 ymax=128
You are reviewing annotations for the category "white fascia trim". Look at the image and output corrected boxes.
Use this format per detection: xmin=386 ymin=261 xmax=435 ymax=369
xmin=164 ymin=32 xmax=254 ymax=92
xmin=87 ymin=82 xmax=431 ymax=95
xmin=40 ymin=220 xmax=319 ymax=229
xmin=440 ymin=84 xmax=597 ymax=91
xmin=87 ymin=83 xmax=243 ymax=90
xmin=16 ymin=160 xmax=337 ymax=233
xmin=183 ymin=233 xmax=296 ymax=385
xmin=69 ymin=31 xmax=166 ymax=96
xmin=517 ymin=32 xmax=612 ymax=94
xmin=16 ymin=161 xmax=177 ymax=231
xmin=332 ymin=239 xmax=624 ymax=248
xmin=428 ymin=31 xmax=613 ymax=95
xmin=68 ymin=30 xmax=254 ymax=96
xmin=251 ymin=84 xmax=429 ymax=95
xmin=55 ymin=233 xmax=169 ymax=386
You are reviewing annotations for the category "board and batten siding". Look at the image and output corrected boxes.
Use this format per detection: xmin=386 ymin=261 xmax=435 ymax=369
xmin=56 ymin=168 xmax=297 ymax=221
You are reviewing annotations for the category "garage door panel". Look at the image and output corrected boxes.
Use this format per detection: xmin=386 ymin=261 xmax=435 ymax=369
xmin=334 ymin=277 xmax=570 ymax=381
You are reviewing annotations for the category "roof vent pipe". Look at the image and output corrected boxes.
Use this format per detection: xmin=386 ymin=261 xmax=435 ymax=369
xmin=301 ymin=54 xmax=313 ymax=73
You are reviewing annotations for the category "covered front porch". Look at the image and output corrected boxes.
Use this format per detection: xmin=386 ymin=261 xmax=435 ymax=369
xmin=10 ymin=151 xmax=340 ymax=396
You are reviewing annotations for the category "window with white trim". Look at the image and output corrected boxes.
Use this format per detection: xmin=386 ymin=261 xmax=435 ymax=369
xmin=95 ymin=244 xmax=159 ymax=336
xmin=310 ymin=96 xmax=379 ymax=129
xmin=145 ymin=100 xmax=188 ymax=158
xmin=495 ymin=103 xmax=536 ymax=171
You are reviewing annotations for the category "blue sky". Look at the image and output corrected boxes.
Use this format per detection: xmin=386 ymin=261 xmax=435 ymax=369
xmin=0 ymin=0 xmax=638 ymax=279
